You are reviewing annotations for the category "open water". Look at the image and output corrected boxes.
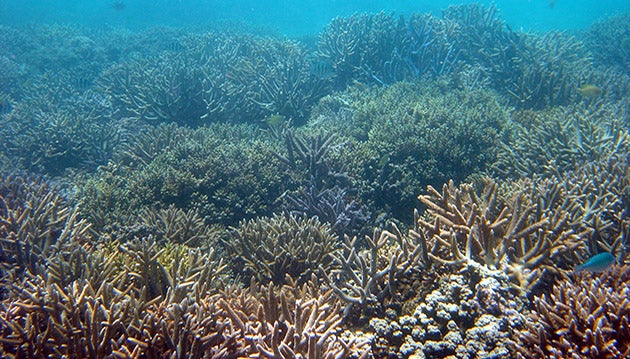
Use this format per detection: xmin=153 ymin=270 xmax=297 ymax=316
xmin=1 ymin=0 xmax=629 ymax=36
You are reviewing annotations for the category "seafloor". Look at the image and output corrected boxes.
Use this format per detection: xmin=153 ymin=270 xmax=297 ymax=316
xmin=0 ymin=4 xmax=628 ymax=359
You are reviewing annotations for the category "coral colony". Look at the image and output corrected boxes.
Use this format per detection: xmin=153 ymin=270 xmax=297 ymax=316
xmin=0 ymin=4 xmax=629 ymax=359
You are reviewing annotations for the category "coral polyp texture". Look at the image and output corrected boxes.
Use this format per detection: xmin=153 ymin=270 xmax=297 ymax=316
xmin=0 ymin=3 xmax=629 ymax=358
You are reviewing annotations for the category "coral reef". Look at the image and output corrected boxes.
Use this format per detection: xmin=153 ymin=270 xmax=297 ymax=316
xmin=99 ymin=32 xmax=328 ymax=126
xmin=504 ymin=32 xmax=591 ymax=109
xmin=219 ymin=278 xmax=369 ymax=359
xmin=275 ymin=130 xmax=370 ymax=236
xmin=76 ymin=123 xmax=291 ymax=227
xmin=224 ymin=213 xmax=338 ymax=284
xmin=0 ymin=173 xmax=91 ymax=277
xmin=0 ymin=6 xmax=629 ymax=358
xmin=368 ymin=262 xmax=526 ymax=359
xmin=309 ymin=81 xmax=511 ymax=221
xmin=492 ymin=102 xmax=629 ymax=178
xmin=0 ymin=71 xmax=122 ymax=175
xmin=100 ymin=205 xmax=220 ymax=248
xmin=584 ymin=13 xmax=630 ymax=73
xmin=416 ymin=177 xmax=588 ymax=292
xmin=98 ymin=52 xmax=207 ymax=125
xmin=514 ymin=265 xmax=630 ymax=358
xmin=0 ymin=245 xmax=365 ymax=358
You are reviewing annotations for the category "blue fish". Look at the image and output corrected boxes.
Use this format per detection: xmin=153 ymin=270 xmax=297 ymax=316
xmin=574 ymin=252 xmax=616 ymax=273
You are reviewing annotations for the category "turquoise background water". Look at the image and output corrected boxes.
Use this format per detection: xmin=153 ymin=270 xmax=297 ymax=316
xmin=0 ymin=0 xmax=629 ymax=36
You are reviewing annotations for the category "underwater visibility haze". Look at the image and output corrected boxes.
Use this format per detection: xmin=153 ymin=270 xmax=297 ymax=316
xmin=0 ymin=0 xmax=629 ymax=358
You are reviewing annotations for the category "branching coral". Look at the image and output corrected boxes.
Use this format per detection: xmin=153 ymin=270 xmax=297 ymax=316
xmin=0 ymin=227 xmax=231 ymax=358
xmin=442 ymin=4 xmax=522 ymax=88
xmin=100 ymin=205 xmax=220 ymax=250
xmin=228 ymin=37 xmax=330 ymax=124
xmin=0 ymin=71 xmax=123 ymax=175
xmin=416 ymin=178 xmax=588 ymax=292
xmin=219 ymin=278 xmax=368 ymax=359
xmin=320 ymin=224 xmax=430 ymax=319
xmin=0 ymin=174 xmax=91 ymax=277
xmin=99 ymin=52 xmax=207 ymax=125
xmin=76 ymin=123 xmax=291 ymax=227
xmin=317 ymin=12 xmax=406 ymax=87
xmin=0 ymin=248 xmax=363 ymax=359
xmin=583 ymin=13 xmax=630 ymax=73
xmin=275 ymin=130 xmax=369 ymax=236
xmin=99 ymin=32 xmax=328 ymax=126
xmin=493 ymin=102 xmax=629 ymax=178
xmin=312 ymin=81 xmax=510 ymax=221
xmin=0 ymin=264 xmax=237 ymax=359
xmin=514 ymin=265 xmax=630 ymax=358
xmin=224 ymin=214 xmax=338 ymax=284
xmin=506 ymin=32 xmax=592 ymax=109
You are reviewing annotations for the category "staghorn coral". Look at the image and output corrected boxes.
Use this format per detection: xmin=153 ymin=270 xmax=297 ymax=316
xmin=0 ymin=173 xmax=91 ymax=277
xmin=226 ymin=36 xmax=330 ymax=125
xmin=320 ymin=223 xmax=432 ymax=322
xmin=416 ymin=151 xmax=629 ymax=294
xmin=76 ymin=122 xmax=291 ymax=227
xmin=415 ymin=177 xmax=589 ymax=292
xmin=0 ymin=220 xmax=231 ymax=358
xmin=0 ymin=71 xmax=123 ymax=175
xmin=505 ymin=32 xmax=592 ymax=109
xmin=493 ymin=102 xmax=629 ymax=179
xmin=557 ymin=154 xmax=629 ymax=266
xmin=224 ymin=213 xmax=338 ymax=285
xmin=274 ymin=129 xmax=369 ymax=236
xmin=98 ymin=52 xmax=207 ymax=125
xmin=442 ymin=4 xmax=522 ymax=89
xmin=316 ymin=12 xmax=406 ymax=87
xmin=219 ymin=277 xmax=368 ymax=359
xmin=514 ymin=265 xmax=630 ymax=359
xmin=583 ymin=13 xmax=630 ymax=73
xmin=98 ymin=32 xmax=328 ymax=126
xmin=98 ymin=205 xmax=220 ymax=249
xmin=0 ymin=249 xmax=363 ymax=359
xmin=0 ymin=253 xmax=237 ymax=359
xmin=309 ymin=81 xmax=511 ymax=221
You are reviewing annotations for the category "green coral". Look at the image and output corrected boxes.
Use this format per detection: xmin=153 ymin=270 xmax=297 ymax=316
xmin=310 ymin=81 xmax=511 ymax=221
xmin=77 ymin=123 xmax=292 ymax=228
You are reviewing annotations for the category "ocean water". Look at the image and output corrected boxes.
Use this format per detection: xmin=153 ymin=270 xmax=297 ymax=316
xmin=1 ymin=0 xmax=629 ymax=35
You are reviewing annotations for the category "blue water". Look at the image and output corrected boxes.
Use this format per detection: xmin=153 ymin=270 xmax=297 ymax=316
xmin=1 ymin=0 xmax=629 ymax=36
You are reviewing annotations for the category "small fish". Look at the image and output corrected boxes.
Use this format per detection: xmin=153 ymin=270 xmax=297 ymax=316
xmin=309 ymin=58 xmax=335 ymax=80
xmin=577 ymin=84 xmax=603 ymax=98
xmin=265 ymin=114 xmax=286 ymax=128
xmin=574 ymin=252 xmax=616 ymax=273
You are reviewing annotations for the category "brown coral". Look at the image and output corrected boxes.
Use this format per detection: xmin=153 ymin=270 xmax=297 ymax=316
xmin=0 ymin=174 xmax=91 ymax=276
xmin=514 ymin=265 xmax=630 ymax=358
xmin=415 ymin=177 xmax=588 ymax=291
xmin=219 ymin=277 xmax=368 ymax=359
